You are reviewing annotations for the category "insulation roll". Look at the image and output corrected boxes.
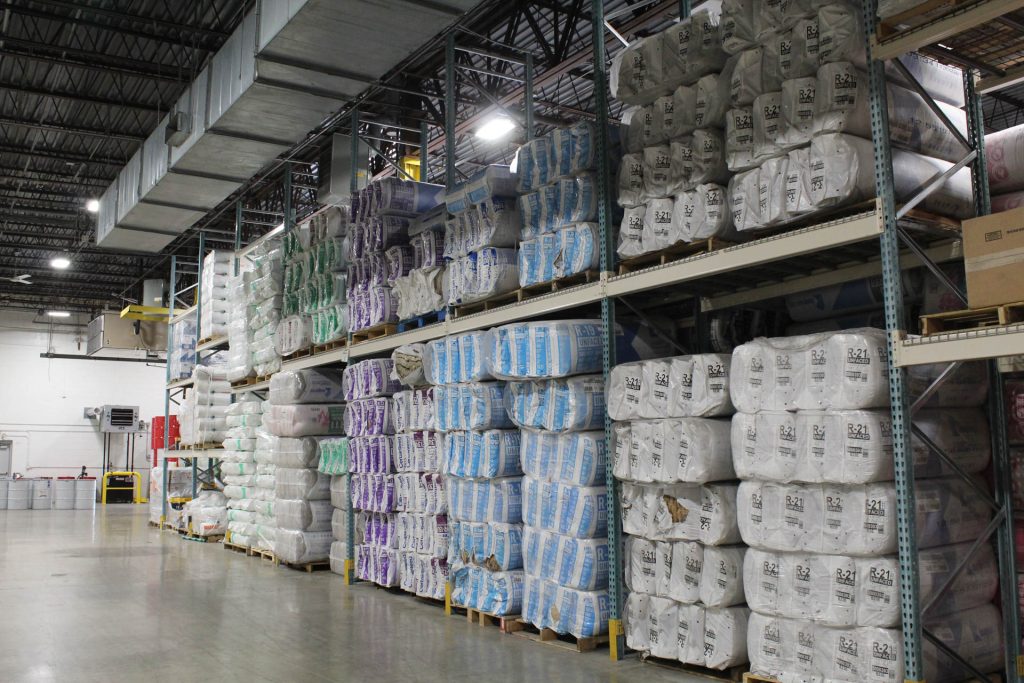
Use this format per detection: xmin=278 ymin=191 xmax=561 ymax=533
xmin=784 ymin=145 xmax=814 ymax=217
xmin=669 ymin=138 xmax=695 ymax=195
xmin=617 ymin=205 xmax=645 ymax=258
xmin=779 ymin=77 xmax=816 ymax=147
xmin=274 ymin=529 xmax=332 ymax=564
xmin=641 ymin=197 xmax=678 ymax=252
xmin=779 ymin=18 xmax=820 ymax=80
xmin=753 ymin=91 xmax=787 ymax=161
xmin=726 ymin=108 xmax=757 ymax=171
xmin=270 ymin=368 xmax=346 ymax=404
xmin=728 ymin=168 xmax=761 ymax=232
xmin=609 ymin=35 xmax=668 ymax=106
xmin=730 ymin=48 xmax=768 ymax=106
xmin=667 ymin=85 xmax=698 ymax=138
xmin=814 ymin=62 xmax=969 ymax=163
xmin=808 ymin=133 xmax=974 ymax=218
xmin=695 ymin=72 xmax=732 ymax=129
xmin=684 ymin=183 xmax=734 ymax=241
xmin=274 ymin=499 xmax=333 ymax=532
xmin=986 ymin=124 xmax=1024 ymax=194
xmin=817 ymin=3 xmax=864 ymax=66
xmin=699 ymin=545 xmax=747 ymax=607
xmin=993 ymin=189 xmax=1024 ymax=213
xmin=721 ymin=0 xmax=756 ymax=54
xmin=757 ymin=154 xmax=792 ymax=226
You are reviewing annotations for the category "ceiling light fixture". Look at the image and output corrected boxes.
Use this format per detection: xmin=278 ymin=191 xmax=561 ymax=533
xmin=47 ymin=311 xmax=71 ymax=318
xmin=475 ymin=116 xmax=516 ymax=141
xmin=86 ymin=199 xmax=100 ymax=213
xmin=50 ymin=256 xmax=71 ymax=269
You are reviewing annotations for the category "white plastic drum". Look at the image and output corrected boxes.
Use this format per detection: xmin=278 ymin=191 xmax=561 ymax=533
xmin=30 ymin=479 xmax=52 ymax=510
xmin=74 ymin=478 xmax=97 ymax=510
xmin=53 ymin=479 xmax=76 ymax=510
xmin=0 ymin=478 xmax=8 ymax=509
xmin=7 ymin=480 xmax=30 ymax=510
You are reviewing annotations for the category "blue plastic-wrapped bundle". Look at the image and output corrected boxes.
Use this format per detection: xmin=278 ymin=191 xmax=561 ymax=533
xmin=442 ymin=429 xmax=522 ymax=479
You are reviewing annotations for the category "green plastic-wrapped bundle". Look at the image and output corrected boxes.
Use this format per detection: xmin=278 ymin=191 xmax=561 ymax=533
xmin=318 ymin=437 xmax=349 ymax=475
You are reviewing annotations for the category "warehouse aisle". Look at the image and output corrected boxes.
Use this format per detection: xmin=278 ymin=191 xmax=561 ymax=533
xmin=0 ymin=508 xmax=701 ymax=683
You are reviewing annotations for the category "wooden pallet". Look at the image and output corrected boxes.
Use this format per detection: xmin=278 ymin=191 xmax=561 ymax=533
xmin=197 ymin=336 xmax=227 ymax=348
xmin=397 ymin=309 xmax=447 ymax=332
xmin=350 ymin=323 xmax=398 ymax=343
xmin=642 ymin=654 xmax=747 ymax=681
xmin=178 ymin=442 xmax=223 ymax=451
xmin=283 ymin=347 xmax=314 ymax=362
xmin=255 ymin=548 xmax=277 ymax=563
xmin=182 ymin=533 xmax=224 ymax=544
xmin=147 ymin=520 xmax=160 ymax=529
xmin=276 ymin=558 xmax=331 ymax=573
xmin=617 ymin=238 xmax=732 ymax=275
xmin=742 ymin=673 xmax=778 ymax=683
xmin=465 ymin=607 xmax=522 ymax=633
xmin=230 ymin=374 xmax=272 ymax=389
xmin=453 ymin=288 xmax=526 ymax=317
xmin=311 ymin=339 xmax=347 ymax=355
xmin=920 ymin=301 xmax=1024 ymax=336
xmin=509 ymin=620 xmax=609 ymax=653
xmin=521 ymin=269 xmax=601 ymax=296
xmin=223 ymin=540 xmax=254 ymax=555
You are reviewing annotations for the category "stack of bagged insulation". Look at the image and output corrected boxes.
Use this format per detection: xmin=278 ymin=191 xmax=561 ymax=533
xmin=392 ymin=205 xmax=447 ymax=320
xmin=343 ymin=359 xmax=402 ymax=585
xmin=148 ymin=466 xmax=193 ymax=525
xmin=265 ymin=369 xmax=345 ymax=565
xmin=985 ymin=124 xmax=1024 ymax=212
xmin=305 ymin=208 xmax=350 ymax=346
xmin=612 ymin=353 xmax=749 ymax=669
xmin=443 ymin=165 xmax=520 ymax=306
xmin=226 ymin=271 xmax=253 ymax=383
xmin=731 ymin=330 xmax=1003 ymax=681
xmin=319 ymin=436 xmax=354 ymax=577
xmin=178 ymin=364 xmax=231 ymax=447
xmin=247 ymin=240 xmax=284 ymax=378
xmin=168 ymin=310 xmax=197 ymax=381
xmin=278 ymin=229 xmax=314 ymax=359
xmin=200 ymin=250 xmax=232 ymax=340
xmin=222 ymin=395 xmax=262 ymax=548
xmin=514 ymin=127 xmax=602 ymax=287
xmin=610 ymin=2 xmax=973 ymax=256
xmin=427 ymin=332 xmax=522 ymax=614
xmin=348 ymin=178 xmax=445 ymax=331
xmin=392 ymin=363 xmax=448 ymax=599
xmin=182 ymin=489 xmax=227 ymax=537
xmin=251 ymin=417 xmax=277 ymax=554
xmin=487 ymin=320 xmax=612 ymax=637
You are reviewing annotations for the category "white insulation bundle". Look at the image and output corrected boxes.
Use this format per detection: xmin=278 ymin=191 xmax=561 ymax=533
xmin=612 ymin=418 xmax=734 ymax=484
xmin=744 ymin=541 xmax=997 ymax=628
xmin=986 ymin=124 xmax=1024 ymax=194
xmin=736 ymin=477 xmax=992 ymax=555
xmin=269 ymin=369 xmax=345 ymax=405
xmin=608 ymin=354 xmax=734 ymax=421
xmin=621 ymin=481 xmax=741 ymax=546
xmin=748 ymin=605 xmax=1004 ymax=683
xmin=625 ymin=594 xmax=750 ymax=669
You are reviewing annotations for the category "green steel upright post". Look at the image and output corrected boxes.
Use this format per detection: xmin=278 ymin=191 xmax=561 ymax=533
xmin=524 ymin=53 xmax=534 ymax=141
xmin=420 ymin=120 xmax=429 ymax=182
xmin=863 ymin=3 xmax=923 ymax=678
xmin=679 ymin=0 xmax=690 ymax=18
xmin=283 ymin=163 xmax=294 ymax=233
xmin=965 ymin=72 xmax=992 ymax=218
xmin=346 ymin=109 xmax=360 ymax=582
xmin=192 ymin=232 xmax=204 ymax=497
xmin=162 ymin=255 xmax=177 ymax=524
xmin=351 ymin=110 xmax=360 ymax=195
xmin=590 ymin=0 xmax=623 ymax=661
xmin=445 ymin=33 xmax=457 ymax=190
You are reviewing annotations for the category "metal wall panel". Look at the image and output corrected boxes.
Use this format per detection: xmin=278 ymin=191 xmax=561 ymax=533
xmin=169 ymin=69 xmax=210 ymax=169
xmin=140 ymin=114 xmax=170 ymax=198
xmin=115 ymin=148 xmax=142 ymax=224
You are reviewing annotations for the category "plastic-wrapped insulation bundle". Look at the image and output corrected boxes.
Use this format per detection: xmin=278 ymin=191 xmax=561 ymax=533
xmin=726 ymin=108 xmax=757 ymax=171
xmin=817 ymin=3 xmax=864 ymax=67
xmin=986 ymin=124 xmax=1024 ymax=195
xmin=806 ymin=133 xmax=974 ymax=219
xmin=814 ymin=62 xmax=969 ymax=163
xmin=199 ymin=250 xmax=232 ymax=339
xmin=610 ymin=34 xmax=668 ymax=106
xmin=778 ymin=18 xmax=819 ymax=80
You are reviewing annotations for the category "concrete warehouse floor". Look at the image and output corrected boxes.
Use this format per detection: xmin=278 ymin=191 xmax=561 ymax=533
xmin=0 ymin=507 xmax=706 ymax=683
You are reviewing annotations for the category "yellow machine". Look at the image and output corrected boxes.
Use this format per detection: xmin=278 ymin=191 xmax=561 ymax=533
xmin=101 ymin=471 xmax=143 ymax=504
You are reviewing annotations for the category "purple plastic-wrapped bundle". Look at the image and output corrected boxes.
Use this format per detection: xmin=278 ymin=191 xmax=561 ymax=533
xmin=343 ymin=397 xmax=395 ymax=437
xmin=367 ymin=216 xmax=411 ymax=252
xmin=386 ymin=245 xmax=414 ymax=283
xmin=412 ymin=230 xmax=446 ymax=269
xmin=365 ymin=253 xmax=387 ymax=287
xmin=364 ymin=512 xmax=397 ymax=547
xmin=351 ymin=473 xmax=396 ymax=513
xmin=343 ymin=359 xmax=401 ymax=401
xmin=369 ymin=285 xmax=398 ymax=327
xmin=349 ymin=435 xmax=397 ymax=474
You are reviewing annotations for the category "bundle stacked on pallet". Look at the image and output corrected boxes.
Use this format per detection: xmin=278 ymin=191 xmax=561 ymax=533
xmin=390 ymin=363 xmax=448 ymax=599
xmin=985 ymin=124 xmax=1024 ymax=213
xmin=319 ymin=437 xmax=353 ymax=576
xmin=348 ymin=178 xmax=445 ymax=332
xmin=730 ymin=330 xmax=1004 ymax=681
xmin=182 ymin=490 xmax=228 ymax=537
xmin=222 ymin=395 xmax=262 ymax=548
xmin=304 ymin=208 xmax=350 ymax=346
xmin=179 ymin=364 xmax=231 ymax=448
xmin=200 ymin=251 xmax=232 ymax=340
xmin=610 ymin=2 xmax=972 ymax=259
xmin=265 ymin=369 xmax=346 ymax=566
xmin=250 ymin=413 xmax=278 ymax=554
xmin=343 ymin=359 xmax=402 ymax=584
xmin=611 ymin=353 xmax=750 ymax=670
xmin=514 ymin=127 xmax=601 ymax=288
xmin=476 ymin=320 xmax=609 ymax=638
xmin=247 ymin=240 xmax=284 ymax=378
xmin=149 ymin=466 xmax=193 ymax=526
xmin=278 ymin=229 xmax=315 ymax=358
xmin=442 ymin=165 xmax=520 ymax=306
xmin=392 ymin=205 xmax=448 ymax=322
xmin=226 ymin=271 xmax=253 ymax=382
xmin=427 ymin=332 xmax=523 ymax=614
xmin=168 ymin=310 xmax=197 ymax=381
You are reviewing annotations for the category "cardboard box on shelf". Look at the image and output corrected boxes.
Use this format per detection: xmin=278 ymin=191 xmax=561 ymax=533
xmin=962 ymin=207 xmax=1024 ymax=309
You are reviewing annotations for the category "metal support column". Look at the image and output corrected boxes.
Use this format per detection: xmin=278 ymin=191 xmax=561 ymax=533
xmin=419 ymin=120 xmax=429 ymax=182
xmin=234 ymin=201 xmax=242 ymax=277
xmin=966 ymin=71 xmax=992 ymax=218
xmin=162 ymin=254 xmax=177 ymax=524
xmin=863 ymin=3 xmax=923 ymax=678
xmin=346 ymin=109 xmax=360 ymax=583
xmin=445 ymin=33 xmax=457 ymax=190
xmin=591 ymin=0 xmax=623 ymax=661
xmin=679 ymin=0 xmax=690 ymax=18
xmin=283 ymin=163 xmax=294 ymax=234
xmin=191 ymin=232 xmax=205 ymax=498
xmin=524 ymin=53 xmax=535 ymax=141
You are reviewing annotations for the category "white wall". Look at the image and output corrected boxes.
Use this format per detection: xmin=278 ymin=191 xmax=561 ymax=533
xmin=0 ymin=310 xmax=167 ymax=481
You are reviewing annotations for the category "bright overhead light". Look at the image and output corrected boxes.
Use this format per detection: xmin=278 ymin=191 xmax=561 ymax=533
xmin=50 ymin=257 xmax=71 ymax=269
xmin=475 ymin=116 xmax=516 ymax=141
xmin=85 ymin=199 xmax=100 ymax=213
xmin=47 ymin=311 xmax=71 ymax=318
